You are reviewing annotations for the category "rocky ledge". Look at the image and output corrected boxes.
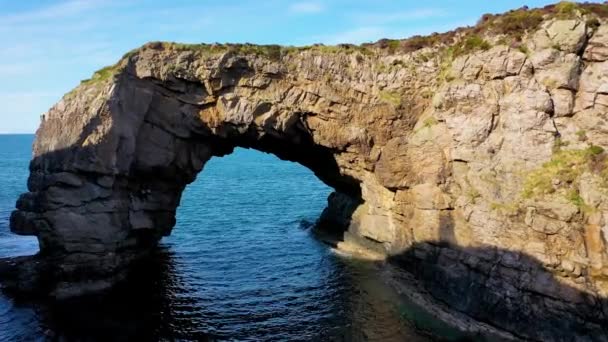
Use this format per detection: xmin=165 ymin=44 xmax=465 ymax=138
xmin=6 ymin=2 xmax=608 ymax=340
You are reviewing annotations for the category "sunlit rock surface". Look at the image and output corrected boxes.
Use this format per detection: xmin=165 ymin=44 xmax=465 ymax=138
xmin=8 ymin=5 xmax=608 ymax=340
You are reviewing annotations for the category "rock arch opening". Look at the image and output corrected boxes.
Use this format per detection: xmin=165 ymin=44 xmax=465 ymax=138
xmin=168 ymin=147 xmax=336 ymax=278
xmin=7 ymin=10 xmax=608 ymax=340
xmin=8 ymin=52 xmax=373 ymax=296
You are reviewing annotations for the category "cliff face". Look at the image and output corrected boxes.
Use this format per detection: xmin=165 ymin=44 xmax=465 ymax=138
xmin=8 ymin=4 xmax=608 ymax=340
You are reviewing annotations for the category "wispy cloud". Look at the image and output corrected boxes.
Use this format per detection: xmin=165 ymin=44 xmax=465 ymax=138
xmin=0 ymin=0 xmax=485 ymax=133
xmin=313 ymin=27 xmax=386 ymax=45
xmin=289 ymin=2 xmax=324 ymax=14
xmin=351 ymin=8 xmax=446 ymax=25
xmin=0 ymin=0 xmax=107 ymax=25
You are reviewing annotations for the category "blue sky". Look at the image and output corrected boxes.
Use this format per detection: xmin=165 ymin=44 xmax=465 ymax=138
xmin=0 ymin=0 xmax=597 ymax=133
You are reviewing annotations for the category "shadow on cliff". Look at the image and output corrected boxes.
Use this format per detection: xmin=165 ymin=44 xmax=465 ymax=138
xmin=2 ymin=62 xmax=607 ymax=341
xmin=383 ymin=209 xmax=608 ymax=342
xmin=5 ymin=239 xmax=608 ymax=341
xmin=388 ymin=242 xmax=608 ymax=341
xmin=310 ymin=212 xmax=608 ymax=341
xmin=6 ymin=68 xmax=363 ymax=291
xmin=0 ymin=69 xmax=366 ymax=340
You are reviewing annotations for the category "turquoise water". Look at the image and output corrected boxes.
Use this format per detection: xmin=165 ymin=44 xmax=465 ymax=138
xmin=0 ymin=134 xmax=430 ymax=341
xmin=0 ymin=134 xmax=39 ymax=258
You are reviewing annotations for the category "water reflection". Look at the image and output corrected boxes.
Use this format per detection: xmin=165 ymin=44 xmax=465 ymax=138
xmin=4 ymin=241 xmax=430 ymax=341
xmin=25 ymin=248 xmax=200 ymax=341
xmin=1 ymin=147 xmax=433 ymax=341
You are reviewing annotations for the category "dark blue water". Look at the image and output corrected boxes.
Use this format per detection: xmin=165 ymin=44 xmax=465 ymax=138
xmin=0 ymin=134 xmax=430 ymax=341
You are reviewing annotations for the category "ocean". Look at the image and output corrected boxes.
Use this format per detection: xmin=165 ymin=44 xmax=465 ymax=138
xmin=0 ymin=134 xmax=431 ymax=341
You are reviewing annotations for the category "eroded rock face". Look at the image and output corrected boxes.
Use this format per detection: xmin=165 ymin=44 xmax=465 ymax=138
xmin=8 ymin=16 xmax=608 ymax=340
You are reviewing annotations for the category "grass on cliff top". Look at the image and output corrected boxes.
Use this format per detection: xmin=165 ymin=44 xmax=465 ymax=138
xmin=79 ymin=64 xmax=122 ymax=86
xmin=152 ymin=41 xmax=374 ymax=60
xmin=366 ymin=2 xmax=608 ymax=55
xmin=132 ymin=2 xmax=607 ymax=66
xmin=81 ymin=1 xmax=608 ymax=89
xmin=160 ymin=42 xmax=283 ymax=59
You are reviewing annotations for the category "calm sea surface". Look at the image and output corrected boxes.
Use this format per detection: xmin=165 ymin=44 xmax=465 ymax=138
xmin=0 ymin=134 xmax=432 ymax=341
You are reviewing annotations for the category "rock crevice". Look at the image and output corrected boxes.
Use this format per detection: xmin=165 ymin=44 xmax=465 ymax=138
xmin=8 ymin=8 xmax=608 ymax=340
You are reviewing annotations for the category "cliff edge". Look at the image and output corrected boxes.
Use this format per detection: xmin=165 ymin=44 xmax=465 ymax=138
xmin=8 ymin=2 xmax=608 ymax=340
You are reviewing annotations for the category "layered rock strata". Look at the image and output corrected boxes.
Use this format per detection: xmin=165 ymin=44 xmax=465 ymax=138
xmin=8 ymin=7 xmax=608 ymax=340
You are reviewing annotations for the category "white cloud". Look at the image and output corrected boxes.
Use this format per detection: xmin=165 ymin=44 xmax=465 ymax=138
xmin=313 ymin=27 xmax=386 ymax=45
xmin=351 ymin=8 xmax=446 ymax=25
xmin=289 ymin=2 xmax=324 ymax=14
xmin=0 ymin=0 xmax=107 ymax=25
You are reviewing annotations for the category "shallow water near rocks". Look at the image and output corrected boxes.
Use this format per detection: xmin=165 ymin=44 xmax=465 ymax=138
xmin=0 ymin=134 xmax=436 ymax=341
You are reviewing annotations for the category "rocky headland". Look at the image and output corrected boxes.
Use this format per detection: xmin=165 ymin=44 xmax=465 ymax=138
xmin=5 ymin=2 xmax=608 ymax=340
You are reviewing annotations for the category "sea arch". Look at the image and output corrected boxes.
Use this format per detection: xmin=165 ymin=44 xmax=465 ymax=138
xmin=10 ymin=43 xmax=415 ymax=296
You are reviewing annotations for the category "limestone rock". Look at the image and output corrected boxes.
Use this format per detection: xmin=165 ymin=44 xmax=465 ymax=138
xmin=544 ymin=19 xmax=587 ymax=54
xmin=7 ymin=13 xmax=608 ymax=342
xmin=584 ymin=24 xmax=608 ymax=61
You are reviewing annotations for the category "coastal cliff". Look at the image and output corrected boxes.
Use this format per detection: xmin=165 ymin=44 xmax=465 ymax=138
xmin=8 ymin=2 xmax=608 ymax=340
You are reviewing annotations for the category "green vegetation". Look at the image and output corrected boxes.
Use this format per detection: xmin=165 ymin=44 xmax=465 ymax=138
xmin=77 ymin=2 xmax=608 ymax=91
xmin=290 ymin=43 xmax=375 ymax=56
xmin=490 ymin=202 xmax=520 ymax=215
xmin=121 ymin=48 xmax=139 ymax=60
xmin=375 ymin=39 xmax=401 ymax=53
xmin=376 ymin=59 xmax=408 ymax=74
xmin=422 ymin=117 xmax=439 ymax=128
xmin=158 ymin=42 xmax=284 ymax=60
xmin=587 ymin=17 xmax=601 ymax=29
xmin=555 ymin=1 xmax=580 ymax=18
xmin=478 ymin=9 xmax=543 ymax=37
xmin=552 ymin=137 xmax=569 ymax=153
xmin=520 ymin=143 xmax=608 ymax=215
xmin=427 ymin=34 xmax=490 ymax=83
xmin=522 ymin=145 xmax=606 ymax=200
xmin=583 ymin=2 xmax=608 ymax=18
xmin=566 ymin=188 xmax=599 ymax=214
xmin=566 ymin=189 xmax=585 ymax=207
xmin=475 ymin=1 xmax=604 ymax=37
xmin=379 ymin=90 xmax=402 ymax=107
xmin=589 ymin=145 xmax=605 ymax=155
xmin=235 ymin=44 xmax=282 ymax=60
xmin=437 ymin=52 xmax=455 ymax=83
xmin=466 ymin=186 xmax=481 ymax=203
xmin=366 ymin=1 xmax=608 ymax=58
xmin=157 ymin=41 xmax=375 ymax=60
xmin=576 ymin=130 xmax=588 ymax=141
xmin=517 ymin=45 xmax=530 ymax=55
xmin=118 ymin=1 xmax=608 ymax=81
xmin=135 ymin=1 xmax=608 ymax=69
xmin=79 ymin=45 xmax=144 ymax=86
xmin=413 ymin=116 xmax=440 ymax=134
xmin=376 ymin=63 xmax=389 ymax=73
xmin=400 ymin=35 xmax=445 ymax=53
xmin=80 ymin=64 xmax=121 ymax=85
xmin=452 ymin=35 xmax=492 ymax=57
